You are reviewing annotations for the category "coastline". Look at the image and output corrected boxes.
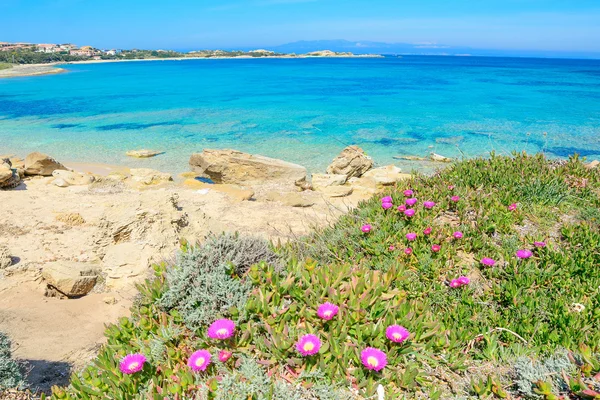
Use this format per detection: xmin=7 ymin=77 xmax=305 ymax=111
xmin=0 ymin=63 xmax=67 ymax=79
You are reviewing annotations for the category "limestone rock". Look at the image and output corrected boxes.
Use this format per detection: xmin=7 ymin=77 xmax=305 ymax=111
xmin=266 ymin=191 xmax=315 ymax=207
xmin=102 ymin=242 xmax=149 ymax=283
xmin=52 ymin=170 xmax=95 ymax=186
xmin=585 ymin=160 xmax=599 ymax=169
xmin=55 ymin=212 xmax=86 ymax=226
xmin=317 ymin=186 xmax=353 ymax=198
xmin=183 ymin=179 xmax=254 ymax=201
xmin=52 ymin=178 xmax=69 ymax=187
xmin=189 ymin=149 xmax=307 ymax=186
xmin=126 ymin=149 xmax=163 ymax=158
xmin=103 ymin=296 xmax=118 ymax=305
xmin=0 ymin=245 xmax=12 ymax=269
xmin=347 ymin=176 xmax=380 ymax=195
xmin=394 ymin=155 xmax=426 ymax=161
xmin=326 ymin=146 xmax=373 ymax=178
xmin=311 ymin=173 xmax=346 ymax=189
xmin=0 ymin=159 xmax=22 ymax=190
xmin=430 ymin=153 xmax=452 ymax=163
xmin=42 ymin=261 xmax=99 ymax=297
xmin=24 ymin=152 xmax=67 ymax=176
xmin=361 ymin=165 xmax=411 ymax=186
xmin=0 ymin=164 xmax=12 ymax=184
xmin=130 ymin=168 xmax=173 ymax=185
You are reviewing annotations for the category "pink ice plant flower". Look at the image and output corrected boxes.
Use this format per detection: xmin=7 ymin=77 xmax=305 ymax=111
xmin=381 ymin=202 xmax=393 ymax=210
xmin=406 ymin=232 xmax=417 ymax=241
xmin=449 ymin=279 xmax=461 ymax=288
xmin=381 ymin=196 xmax=392 ymax=203
xmin=317 ymin=302 xmax=339 ymax=320
xmin=404 ymin=209 xmax=416 ymax=217
xmin=516 ymin=249 xmax=533 ymax=259
xmin=403 ymin=189 xmax=414 ymax=197
xmin=508 ymin=203 xmax=518 ymax=211
xmin=451 ymin=195 xmax=460 ymax=202
xmin=534 ymin=241 xmax=546 ymax=248
xmin=361 ymin=224 xmax=372 ymax=233
xmin=296 ymin=334 xmax=321 ymax=356
xmin=448 ymin=185 xmax=455 ymax=190
xmin=207 ymin=319 xmax=236 ymax=340
xmin=431 ymin=244 xmax=441 ymax=252
xmin=119 ymin=353 xmax=146 ymax=375
xmin=361 ymin=348 xmax=387 ymax=372
xmin=453 ymin=231 xmax=463 ymax=239
xmin=423 ymin=201 xmax=436 ymax=209
xmin=188 ymin=350 xmax=211 ymax=372
xmin=481 ymin=257 xmax=496 ymax=266
xmin=405 ymin=198 xmax=418 ymax=206
xmin=389 ymin=245 xmax=396 ymax=251
xmin=404 ymin=247 xmax=413 ymax=255
xmin=457 ymin=276 xmax=470 ymax=285
xmin=423 ymin=227 xmax=432 ymax=235
xmin=218 ymin=350 xmax=233 ymax=363
xmin=385 ymin=325 xmax=410 ymax=343
xmin=397 ymin=205 xmax=406 ymax=212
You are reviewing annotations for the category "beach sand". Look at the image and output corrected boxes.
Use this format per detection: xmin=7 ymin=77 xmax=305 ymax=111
xmin=0 ymin=64 xmax=66 ymax=79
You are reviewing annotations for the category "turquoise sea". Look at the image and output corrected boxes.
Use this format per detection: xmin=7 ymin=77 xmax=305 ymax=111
xmin=1 ymin=56 xmax=600 ymax=174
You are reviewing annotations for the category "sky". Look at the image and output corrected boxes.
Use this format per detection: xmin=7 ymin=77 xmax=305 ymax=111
xmin=1 ymin=0 xmax=599 ymax=54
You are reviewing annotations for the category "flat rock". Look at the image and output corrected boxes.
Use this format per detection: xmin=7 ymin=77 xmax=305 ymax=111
xmin=130 ymin=168 xmax=173 ymax=185
xmin=52 ymin=170 xmax=95 ymax=186
xmin=0 ymin=245 xmax=12 ymax=269
xmin=41 ymin=261 xmax=99 ymax=297
xmin=265 ymin=191 xmax=315 ymax=207
xmin=102 ymin=243 xmax=150 ymax=284
xmin=394 ymin=155 xmax=426 ymax=161
xmin=183 ymin=179 xmax=254 ymax=201
xmin=430 ymin=153 xmax=453 ymax=163
xmin=326 ymin=146 xmax=373 ymax=178
xmin=126 ymin=149 xmax=163 ymax=158
xmin=311 ymin=173 xmax=346 ymax=189
xmin=24 ymin=152 xmax=67 ymax=176
xmin=361 ymin=165 xmax=411 ymax=186
xmin=189 ymin=149 xmax=307 ymax=186
xmin=317 ymin=186 xmax=353 ymax=198
xmin=52 ymin=178 xmax=69 ymax=187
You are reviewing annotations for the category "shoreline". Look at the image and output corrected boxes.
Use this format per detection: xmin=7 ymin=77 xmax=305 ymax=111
xmin=0 ymin=63 xmax=67 ymax=79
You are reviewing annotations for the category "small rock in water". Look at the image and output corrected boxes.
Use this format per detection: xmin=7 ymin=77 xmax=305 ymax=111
xmin=430 ymin=153 xmax=453 ymax=162
xmin=126 ymin=149 xmax=163 ymax=158
xmin=393 ymin=155 xmax=426 ymax=161
xmin=326 ymin=146 xmax=373 ymax=179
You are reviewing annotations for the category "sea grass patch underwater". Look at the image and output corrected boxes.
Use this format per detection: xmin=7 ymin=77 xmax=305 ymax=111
xmin=51 ymin=153 xmax=600 ymax=399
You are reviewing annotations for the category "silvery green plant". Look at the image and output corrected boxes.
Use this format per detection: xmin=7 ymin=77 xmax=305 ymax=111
xmin=0 ymin=332 xmax=24 ymax=390
xmin=512 ymin=349 xmax=574 ymax=398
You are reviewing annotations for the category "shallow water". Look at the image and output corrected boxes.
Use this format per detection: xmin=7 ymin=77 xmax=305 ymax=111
xmin=1 ymin=56 xmax=599 ymax=174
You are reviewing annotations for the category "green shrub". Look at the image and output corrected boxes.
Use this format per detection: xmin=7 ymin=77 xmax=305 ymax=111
xmin=0 ymin=332 xmax=24 ymax=390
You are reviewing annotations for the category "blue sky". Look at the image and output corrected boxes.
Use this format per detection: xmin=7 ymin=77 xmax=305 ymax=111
xmin=1 ymin=0 xmax=599 ymax=53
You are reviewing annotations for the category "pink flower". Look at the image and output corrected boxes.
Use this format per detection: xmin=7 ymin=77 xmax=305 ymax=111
xmin=296 ymin=334 xmax=321 ymax=356
xmin=406 ymin=233 xmax=417 ymax=241
xmin=431 ymin=244 xmax=441 ymax=252
xmin=385 ymin=325 xmax=410 ymax=343
xmin=381 ymin=202 xmax=393 ymax=210
xmin=218 ymin=350 xmax=232 ymax=363
xmin=534 ymin=241 xmax=546 ymax=248
xmin=453 ymin=231 xmax=463 ymax=239
xmin=317 ymin=302 xmax=339 ymax=320
xmin=403 ymin=189 xmax=414 ymax=197
xmin=516 ymin=249 xmax=533 ymax=259
xmin=361 ymin=348 xmax=387 ymax=372
xmin=449 ymin=279 xmax=461 ymax=288
xmin=423 ymin=227 xmax=432 ymax=235
xmin=388 ymin=245 xmax=396 ymax=251
xmin=481 ymin=257 xmax=496 ymax=266
xmin=361 ymin=224 xmax=372 ymax=233
xmin=381 ymin=196 xmax=393 ymax=203
xmin=508 ymin=203 xmax=518 ymax=211
xmin=451 ymin=195 xmax=460 ymax=202
xmin=457 ymin=276 xmax=470 ymax=285
xmin=188 ymin=350 xmax=211 ymax=372
xmin=119 ymin=353 xmax=146 ymax=374
xmin=448 ymin=185 xmax=455 ymax=190
xmin=397 ymin=205 xmax=406 ymax=212
xmin=405 ymin=198 xmax=418 ymax=206
xmin=404 ymin=209 xmax=416 ymax=217
xmin=404 ymin=247 xmax=413 ymax=255
xmin=207 ymin=319 xmax=236 ymax=340
xmin=423 ymin=201 xmax=436 ymax=209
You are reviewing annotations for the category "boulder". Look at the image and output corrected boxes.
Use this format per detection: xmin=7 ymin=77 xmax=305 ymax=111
xmin=317 ymin=186 xmax=353 ymax=198
xmin=130 ymin=168 xmax=173 ymax=185
xmin=126 ymin=149 xmax=163 ymax=158
xmin=24 ymin=152 xmax=67 ymax=176
xmin=430 ymin=153 xmax=452 ymax=163
xmin=361 ymin=165 xmax=411 ymax=186
xmin=0 ymin=159 xmax=22 ymax=190
xmin=52 ymin=170 xmax=95 ymax=186
xmin=52 ymin=178 xmax=69 ymax=187
xmin=41 ymin=261 xmax=99 ymax=297
xmin=183 ymin=179 xmax=254 ymax=201
xmin=326 ymin=146 xmax=373 ymax=178
xmin=189 ymin=149 xmax=307 ymax=186
xmin=265 ymin=191 xmax=315 ymax=207
xmin=0 ymin=165 xmax=12 ymax=185
xmin=311 ymin=173 xmax=346 ymax=189
xmin=0 ymin=245 xmax=12 ymax=269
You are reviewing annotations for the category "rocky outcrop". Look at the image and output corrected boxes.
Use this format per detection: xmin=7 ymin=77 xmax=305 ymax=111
xmin=183 ymin=179 xmax=254 ymax=201
xmin=311 ymin=173 xmax=346 ymax=189
xmin=265 ymin=191 xmax=315 ymax=207
xmin=189 ymin=149 xmax=307 ymax=186
xmin=586 ymin=160 xmax=599 ymax=169
xmin=361 ymin=165 xmax=411 ymax=186
xmin=52 ymin=170 xmax=95 ymax=186
xmin=326 ymin=146 xmax=373 ymax=178
xmin=130 ymin=168 xmax=173 ymax=185
xmin=430 ymin=153 xmax=452 ymax=163
xmin=24 ymin=152 xmax=67 ymax=176
xmin=317 ymin=186 xmax=353 ymax=198
xmin=0 ymin=158 xmax=22 ymax=190
xmin=41 ymin=261 xmax=99 ymax=297
xmin=126 ymin=149 xmax=163 ymax=158
xmin=0 ymin=245 xmax=12 ymax=269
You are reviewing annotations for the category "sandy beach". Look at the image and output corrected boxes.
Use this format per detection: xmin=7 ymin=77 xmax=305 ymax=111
xmin=0 ymin=64 xmax=66 ymax=79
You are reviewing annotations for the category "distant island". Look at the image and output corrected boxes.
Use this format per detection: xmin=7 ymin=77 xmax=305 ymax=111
xmin=0 ymin=41 xmax=382 ymax=67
